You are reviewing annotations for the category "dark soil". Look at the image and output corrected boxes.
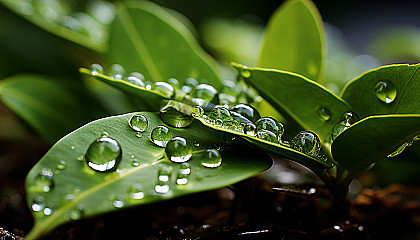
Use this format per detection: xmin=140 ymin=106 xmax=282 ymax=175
xmin=1 ymin=135 xmax=420 ymax=240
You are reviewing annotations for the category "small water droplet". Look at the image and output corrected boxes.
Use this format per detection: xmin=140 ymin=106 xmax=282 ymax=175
xmin=56 ymin=160 xmax=66 ymax=170
xmin=113 ymin=199 xmax=124 ymax=208
xmin=145 ymin=81 xmax=153 ymax=90
xmin=160 ymin=100 xmax=194 ymax=128
xmin=181 ymin=78 xmax=198 ymax=93
xmin=153 ymin=82 xmax=175 ymax=98
xmin=193 ymin=140 xmax=200 ymax=147
xmin=387 ymin=141 xmax=413 ymax=157
xmin=90 ymin=63 xmax=103 ymax=75
xmin=35 ymin=168 xmax=54 ymax=192
xmin=331 ymin=112 xmax=359 ymax=141
xmin=109 ymin=64 xmax=125 ymax=80
xmin=165 ymin=137 xmax=192 ymax=163
xmin=192 ymin=84 xmax=217 ymax=106
xmin=76 ymin=155 xmax=84 ymax=162
xmin=129 ymin=183 xmax=145 ymax=200
xmin=69 ymin=205 xmax=84 ymax=220
xmin=176 ymin=163 xmax=191 ymax=185
xmin=131 ymin=159 xmax=140 ymax=167
xmin=43 ymin=207 xmax=53 ymax=216
xmin=155 ymin=165 xmax=172 ymax=194
xmin=192 ymin=106 xmax=204 ymax=118
xmin=100 ymin=132 xmax=110 ymax=137
xmin=374 ymin=80 xmax=397 ymax=103
xmin=168 ymin=78 xmax=180 ymax=87
xmin=201 ymin=149 xmax=222 ymax=168
xmin=70 ymin=146 xmax=75 ymax=150
xmin=291 ymin=131 xmax=321 ymax=157
xmin=256 ymin=130 xmax=279 ymax=144
xmin=126 ymin=72 xmax=145 ymax=88
xmin=240 ymin=68 xmax=251 ymax=78
xmin=85 ymin=135 xmax=122 ymax=172
xmin=129 ymin=114 xmax=148 ymax=133
xmin=255 ymin=117 xmax=284 ymax=137
xmin=230 ymin=104 xmax=261 ymax=123
xmin=243 ymin=123 xmax=256 ymax=136
xmin=208 ymin=106 xmax=234 ymax=126
xmin=31 ymin=196 xmax=45 ymax=212
xmin=150 ymin=125 xmax=172 ymax=147
xmin=317 ymin=108 xmax=331 ymax=121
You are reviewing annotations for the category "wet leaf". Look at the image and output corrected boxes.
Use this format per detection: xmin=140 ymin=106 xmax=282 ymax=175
xmin=0 ymin=74 xmax=104 ymax=143
xmin=108 ymin=1 xmax=222 ymax=87
xmin=232 ymin=63 xmax=353 ymax=145
xmin=341 ymin=63 xmax=420 ymax=118
xmin=25 ymin=112 xmax=272 ymax=239
xmin=331 ymin=114 xmax=420 ymax=171
xmin=258 ymin=0 xmax=325 ymax=82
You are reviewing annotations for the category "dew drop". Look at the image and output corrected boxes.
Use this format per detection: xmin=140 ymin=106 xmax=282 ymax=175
xmin=181 ymin=78 xmax=198 ymax=94
xmin=255 ymin=117 xmax=283 ymax=137
xmin=70 ymin=145 xmax=75 ymax=150
xmin=76 ymin=155 xmax=84 ymax=162
xmin=69 ymin=205 xmax=84 ymax=220
xmin=129 ymin=114 xmax=148 ymax=133
xmin=193 ymin=140 xmax=200 ymax=147
xmin=240 ymin=68 xmax=251 ymax=78
xmin=100 ymin=132 xmax=110 ymax=137
xmin=126 ymin=72 xmax=145 ymax=88
xmin=291 ymin=131 xmax=321 ymax=157
xmin=56 ymin=160 xmax=66 ymax=170
xmin=90 ymin=63 xmax=103 ymax=75
xmin=201 ymin=149 xmax=222 ymax=168
xmin=160 ymin=100 xmax=194 ymax=128
xmin=387 ymin=141 xmax=413 ymax=158
xmin=131 ymin=159 xmax=140 ymax=167
xmin=208 ymin=106 xmax=234 ymax=126
xmin=43 ymin=207 xmax=53 ymax=216
xmin=374 ymin=80 xmax=397 ymax=103
xmin=129 ymin=183 xmax=145 ymax=200
xmin=331 ymin=112 xmax=359 ymax=141
xmin=230 ymin=104 xmax=261 ymax=123
xmin=113 ymin=199 xmax=124 ymax=208
xmin=317 ymin=108 xmax=331 ymax=121
xmin=192 ymin=84 xmax=217 ymax=106
xmin=150 ymin=125 xmax=172 ymax=147
xmin=165 ymin=137 xmax=192 ymax=163
xmin=153 ymin=82 xmax=175 ymax=98
xmin=256 ymin=130 xmax=279 ymax=144
xmin=35 ymin=168 xmax=54 ymax=192
xmin=192 ymin=106 xmax=204 ymax=118
xmin=145 ymin=81 xmax=153 ymax=90
xmin=85 ymin=135 xmax=122 ymax=172
xmin=244 ymin=123 xmax=256 ymax=136
xmin=168 ymin=78 xmax=180 ymax=87
xmin=176 ymin=163 xmax=191 ymax=185
xmin=155 ymin=165 xmax=172 ymax=194
xmin=31 ymin=196 xmax=45 ymax=212
xmin=109 ymin=64 xmax=125 ymax=80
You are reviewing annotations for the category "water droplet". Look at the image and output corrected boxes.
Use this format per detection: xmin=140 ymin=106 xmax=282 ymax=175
xmin=192 ymin=106 xmax=204 ymax=118
xmin=192 ymin=84 xmax=217 ymax=106
xmin=201 ymin=149 xmax=222 ymax=168
xmin=76 ymin=155 xmax=84 ymax=162
xmin=35 ymin=168 xmax=54 ymax=192
xmin=69 ymin=205 xmax=84 ymax=220
xmin=160 ymin=100 xmax=194 ymax=128
xmin=291 ymin=131 xmax=321 ymax=157
xmin=85 ymin=135 xmax=122 ymax=172
xmin=331 ymin=112 xmax=359 ymax=141
xmin=374 ymin=80 xmax=397 ymax=103
xmin=168 ymin=78 xmax=180 ymax=87
xmin=129 ymin=183 xmax=144 ymax=200
xmin=153 ymin=82 xmax=175 ymax=98
xmin=230 ymin=104 xmax=261 ymax=123
xmin=131 ymin=159 xmax=140 ymax=167
xmin=155 ymin=165 xmax=172 ymax=194
xmin=31 ymin=196 xmax=45 ymax=212
xmin=240 ymin=68 xmax=251 ymax=78
xmin=126 ymin=72 xmax=145 ymax=88
xmin=145 ymin=81 xmax=153 ymax=90
xmin=165 ymin=137 xmax=192 ymax=163
xmin=43 ymin=207 xmax=53 ymax=216
xmin=256 ymin=130 xmax=279 ymax=144
xmin=387 ymin=141 xmax=413 ymax=157
xmin=56 ymin=160 xmax=66 ymax=170
xmin=223 ymin=134 xmax=237 ymax=145
xmin=109 ymin=64 xmax=125 ymax=80
xmin=90 ymin=63 xmax=103 ymax=75
xmin=113 ymin=199 xmax=124 ymax=208
xmin=129 ymin=114 xmax=148 ymax=133
xmin=208 ymin=106 xmax=234 ymax=126
xmin=150 ymin=125 xmax=172 ymax=147
xmin=70 ymin=145 xmax=75 ymax=150
xmin=255 ymin=117 xmax=284 ymax=137
xmin=176 ymin=163 xmax=191 ymax=185
xmin=193 ymin=140 xmax=200 ymax=147
xmin=317 ymin=108 xmax=331 ymax=121
xmin=243 ymin=123 xmax=256 ymax=136
xmin=100 ymin=132 xmax=110 ymax=137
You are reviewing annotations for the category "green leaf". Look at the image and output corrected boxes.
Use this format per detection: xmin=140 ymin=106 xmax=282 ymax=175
xmin=341 ymin=63 xmax=420 ymax=118
xmin=25 ymin=112 xmax=272 ymax=239
xmin=0 ymin=74 xmax=104 ymax=143
xmin=193 ymin=115 xmax=334 ymax=169
xmin=108 ymin=1 xmax=222 ymax=87
xmin=232 ymin=63 xmax=353 ymax=145
xmin=258 ymin=0 xmax=325 ymax=82
xmin=331 ymin=114 xmax=420 ymax=171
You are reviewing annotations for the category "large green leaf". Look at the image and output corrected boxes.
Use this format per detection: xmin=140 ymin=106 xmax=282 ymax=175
xmin=341 ymin=63 xmax=420 ymax=118
xmin=0 ymin=74 xmax=104 ymax=143
xmin=108 ymin=1 xmax=222 ymax=87
xmin=258 ymin=0 xmax=325 ymax=82
xmin=232 ymin=63 xmax=353 ymax=145
xmin=331 ymin=114 xmax=420 ymax=171
xmin=25 ymin=112 xmax=272 ymax=239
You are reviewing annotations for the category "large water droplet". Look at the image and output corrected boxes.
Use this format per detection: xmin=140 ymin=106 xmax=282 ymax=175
xmin=153 ymin=82 xmax=175 ymax=98
xmin=90 ymin=63 xmax=103 ymax=75
xmin=201 ymin=149 xmax=222 ymax=168
xmin=192 ymin=106 xmax=204 ymax=118
xmin=387 ymin=141 xmax=413 ymax=158
xmin=155 ymin=165 xmax=172 ymax=194
xmin=291 ymin=131 xmax=321 ymax=157
xmin=35 ymin=168 xmax=54 ymax=192
xmin=243 ymin=123 xmax=256 ymax=136
xmin=255 ymin=117 xmax=284 ymax=137
xmin=176 ymin=163 xmax=191 ymax=185
xmin=192 ymin=84 xmax=217 ymax=106
xmin=165 ymin=137 xmax=192 ymax=163
xmin=126 ymin=72 xmax=145 ymax=88
xmin=109 ymin=64 xmax=125 ymax=80
xmin=317 ymin=108 xmax=331 ymax=121
xmin=129 ymin=183 xmax=145 ymax=200
xmin=181 ymin=78 xmax=198 ymax=94
xmin=256 ymin=130 xmax=279 ymax=144
xmin=129 ymin=114 xmax=148 ymax=133
xmin=374 ymin=80 xmax=397 ymax=103
xmin=56 ymin=160 xmax=66 ymax=170
xmin=85 ymin=135 xmax=122 ymax=172
xmin=160 ymin=100 xmax=194 ymax=128
xmin=208 ymin=106 xmax=234 ymax=126
xmin=230 ymin=104 xmax=261 ymax=123
xmin=31 ymin=195 xmax=45 ymax=212
xmin=150 ymin=125 xmax=172 ymax=147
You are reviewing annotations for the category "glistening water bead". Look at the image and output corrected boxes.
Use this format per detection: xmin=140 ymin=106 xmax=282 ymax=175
xmin=291 ymin=131 xmax=321 ymax=157
xmin=230 ymin=104 xmax=261 ymax=123
xmin=155 ymin=165 xmax=172 ymax=194
xmin=317 ymin=108 xmax=331 ymax=121
xmin=165 ymin=137 xmax=192 ymax=163
xmin=374 ymin=80 xmax=397 ymax=103
xmin=35 ymin=168 xmax=54 ymax=192
xmin=153 ymin=82 xmax=175 ymax=98
xmin=129 ymin=114 xmax=148 ymax=133
xmin=90 ymin=63 xmax=103 ymax=75
xmin=255 ymin=117 xmax=284 ymax=137
xmin=150 ymin=125 xmax=172 ymax=147
xmin=85 ymin=135 xmax=122 ymax=172
xmin=192 ymin=84 xmax=217 ymax=106
xmin=201 ymin=149 xmax=222 ymax=168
